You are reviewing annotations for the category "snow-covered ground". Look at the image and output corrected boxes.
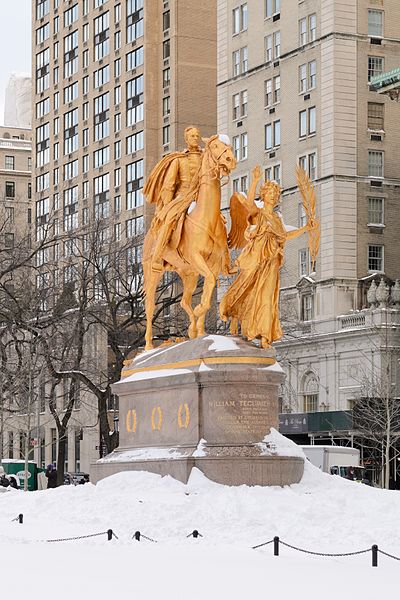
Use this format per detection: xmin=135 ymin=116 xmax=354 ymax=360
xmin=1 ymin=438 xmax=399 ymax=599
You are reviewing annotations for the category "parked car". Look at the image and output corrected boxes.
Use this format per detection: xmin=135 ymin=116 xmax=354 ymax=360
xmin=63 ymin=472 xmax=90 ymax=485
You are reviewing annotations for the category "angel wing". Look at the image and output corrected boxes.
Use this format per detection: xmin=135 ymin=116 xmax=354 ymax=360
xmin=228 ymin=192 xmax=250 ymax=250
xmin=296 ymin=166 xmax=320 ymax=269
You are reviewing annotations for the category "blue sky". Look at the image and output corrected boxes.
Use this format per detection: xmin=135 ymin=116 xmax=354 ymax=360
xmin=0 ymin=1 xmax=31 ymax=125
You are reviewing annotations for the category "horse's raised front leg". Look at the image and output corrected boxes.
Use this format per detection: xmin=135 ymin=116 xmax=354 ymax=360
xmin=144 ymin=263 xmax=162 ymax=350
xmin=178 ymin=270 xmax=199 ymax=339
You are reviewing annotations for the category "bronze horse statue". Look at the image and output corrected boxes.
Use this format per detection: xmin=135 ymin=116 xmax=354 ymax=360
xmin=142 ymin=135 xmax=237 ymax=349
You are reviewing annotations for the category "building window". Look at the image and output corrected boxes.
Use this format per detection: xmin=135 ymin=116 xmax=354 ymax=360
xmin=309 ymin=14 xmax=316 ymax=41
xmin=94 ymin=65 xmax=110 ymax=89
xmin=126 ymin=215 xmax=144 ymax=238
xmin=301 ymin=294 xmax=313 ymax=321
xmin=368 ymin=56 xmax=384 ymax=82
xmin=94 ymin=173 xmax=110 ymax=220
xmin=93 ymin=146 xmax=110 ymax=169
xmin=299 ymin=60 xmax=316 ymax=93
xmin=368 ymin=150 xmax=384 ymax=178
xmin=368 ymin=9 xmax=383 ymax=37
xmin=367 ymin=102 xmax=384 ymax=131
xmin=273 ymin=75 xmax=280 ymax=103
xmin=265 ymin=33 xmax=280 ymax=62
xmin=265 ymin=120 xmax=280 ymax=150
xmin=114 ymin=140 xmax=121 ymax=160
xmin=63 ymin=30 xmax=79 ymax=78
xmin=36 ymin=197 xmax=50 ymax=241
xmin=63 ymin=3 xmax=78 ymax=28
xmin=5 ymin=207 xmax=14 ymax=224
xmin=163 ymin=10 xmax=170 ymax=31
xmin=232 ymin=89 xmax=247 ymax=120
xmin=114 ymin=222 xmax=121 ymax=241
xmin=163 ymin=39 xmax=170 ymax=60
xmin=127 ymin=46 xmax=144 ymax=72
xmin=36 ymin=48 xmax=50 ymax=94
xmin=5 ymin=156 xmax=15 ymax=170
xmin=63 ymin=82 xmax=79 ymax=104
xmin=163 ymin=126 xmax=170 ymax=146
xmin=303 ymin=394 xmax=318 ymax=413
xmin=232 ymin=132 xmax=248 ymax=161
xmin=94 ymin=11 xmax=110 ymax=61
xmin=5 ymin=182 xmax=15 ymax=198
xmin=114 ymin=58 xmax=121 ymax=78
xmin=64 ymin=108 xmax=79 ymax=154
xmin=126 ymin=75 xmax=144 ymax=126
xmin=298 ymin=152 xmax=317 ymax=180
xmin=299 ymin=107 xmax=316 ymax=138
xmin=36 ymin=22 xmax=50 ymax=45
xmin=299 ymin=248 xmax=310 ymax=277
xmin=36 ymin=98 xmax=50 ymax=119
xmin=368 ymin=245 xmax=383 ymax=272
xmin=265 ymin=163 xmax=281 ymax=186
xmin=127 ymin=0 xmax=144 ymax=43
xmin=63 ymin=186 xmax=79 ymax=231
xmin=232 ymin=46 xmax=248 ymax=76
xmin=126 ymin=130 xmax=144 ymax=154
xmin=232 ymin=3 xmax=248 ymax=35
xmin=114 ymin=85 xmax=121 ymax=106
xmin=94 ymin=92 xmax=110 ymax=141
xmin=299 ymin=17 xmax=307 ymax=46
xmin=163 ymin=67 xmax=170 ymax=88
xmin=163 ymin=96 xmax=170 ymax=117
xmin=368 ymin=197 xmax=384 ymax=225
xmin=64 ymin=159 xmax=79 ymax=180
xmin=126 ymin=160 xmax=144 ymax=209
xmin=265 ymin=0 xmax=280 ymax=18
xmin=36 ymin=0 xmax=50 ymax=20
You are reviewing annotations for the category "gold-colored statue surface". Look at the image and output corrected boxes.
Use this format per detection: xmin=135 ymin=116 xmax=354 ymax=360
xmin=220 ymin=166 xmax=318 ymax=348
xmin=142 ymin=127 xmax=319 ymax=351
xmin=142 ymin=127 xmax=237 ymax=349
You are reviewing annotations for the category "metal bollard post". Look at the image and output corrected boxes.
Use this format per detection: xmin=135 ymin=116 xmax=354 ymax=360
xmin=274 ymin=536 xmax=280 ymax=556
xmin=18 ymin=514 xmax=23 ymax=524
xmin=372 ymin=545 xmax=378 ymax=567
xmin=134 ymin=531 xmax=141 ymax=541
xmin=107 ymin=529 xmax=113 ymax=541
xmin=192 ymin=530 xmax=199 ymax=538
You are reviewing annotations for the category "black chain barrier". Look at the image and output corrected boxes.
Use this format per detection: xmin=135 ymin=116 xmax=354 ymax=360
xmin=279 ymin=539 xmax=371 ymax=558
xmin=132 ymin=531 xmax=157 ymax=543
xmin=46 ymin=529 xmax=118 ymax=543
xmin=5 ymin=522 xmax=400 ymax=565
xmin=378 ymin=549 xmax=400 ymax=562
xmin=11 ymin=514 xmax=23 ymax=524
xmin=187 ymin=530 xmax=203 ymax=538
xmin=252 ymin=536 xmax=400 ymax=567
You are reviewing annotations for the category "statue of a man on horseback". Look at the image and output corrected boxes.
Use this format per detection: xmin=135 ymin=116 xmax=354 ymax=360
xmin=143 ymin=126 xmax=203 ymax=273
xmin=142 ymin=128 xmax=237 ymax=349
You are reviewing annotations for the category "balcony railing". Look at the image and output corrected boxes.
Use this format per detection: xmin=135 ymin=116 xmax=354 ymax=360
xmin=0 ymin=139 xmax=31 ymax=150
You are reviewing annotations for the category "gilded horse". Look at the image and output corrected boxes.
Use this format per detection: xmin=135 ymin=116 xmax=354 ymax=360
xmin=142 ymin=135 xmax=237 ymax=350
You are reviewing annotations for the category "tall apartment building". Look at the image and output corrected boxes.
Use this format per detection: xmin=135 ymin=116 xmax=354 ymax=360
xmin=217 ymin=1 xmax=400 ymax=449
xmin=0 ymin=126 xmax=32 ymax=250
xmin=31 ymin=0 xmax=217 ymax=470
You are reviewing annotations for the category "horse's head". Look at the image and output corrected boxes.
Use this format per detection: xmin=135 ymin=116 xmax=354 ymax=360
xmin=203 ymin=135 xmax=237 ymax=178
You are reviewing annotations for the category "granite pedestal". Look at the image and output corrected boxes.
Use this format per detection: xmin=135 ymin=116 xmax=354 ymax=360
xmin=91 ymin=335 xmax=304 ymax=486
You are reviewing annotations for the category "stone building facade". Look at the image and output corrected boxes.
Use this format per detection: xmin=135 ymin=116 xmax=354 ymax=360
xmin=217 ymin=0 xmax=400 ymax=437
xmin=29 ymin=0 xmax=218 ymax=472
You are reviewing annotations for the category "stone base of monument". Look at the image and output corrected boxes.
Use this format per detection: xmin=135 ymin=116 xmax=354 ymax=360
xmin=91 ymin=335 xmax=304 ymax=486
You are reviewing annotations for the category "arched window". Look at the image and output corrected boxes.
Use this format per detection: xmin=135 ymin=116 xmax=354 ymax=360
xmin=301 ymin=372 xmax=319 ymax=413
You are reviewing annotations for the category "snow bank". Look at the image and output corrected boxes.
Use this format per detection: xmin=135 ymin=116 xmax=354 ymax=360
xmin=1 ymin=442 xmax=400 ymax=599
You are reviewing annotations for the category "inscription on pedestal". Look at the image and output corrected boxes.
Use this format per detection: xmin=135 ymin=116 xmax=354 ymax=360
xmin=205 ymin=391 xmax=277 ymax=444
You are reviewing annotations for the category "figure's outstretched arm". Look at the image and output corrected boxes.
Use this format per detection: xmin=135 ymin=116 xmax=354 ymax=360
xmin=286 ymin=220 xmax=315 ymax=241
